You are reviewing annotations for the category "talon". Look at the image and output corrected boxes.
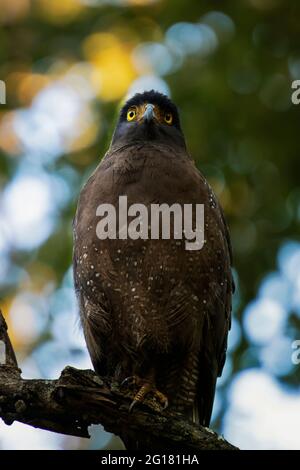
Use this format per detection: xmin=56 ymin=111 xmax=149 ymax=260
xmin=154 ymin=390 xmax=169 ymax=410
xmin=129 ymin=382 xmax=151 ymax=412
xmin=129 ymin=399 xmax=139 ymax=413
xmin=121 ymin=376 xmax=136 ymax=388
xmin=128 ymin=379 xmax=169 ymax=413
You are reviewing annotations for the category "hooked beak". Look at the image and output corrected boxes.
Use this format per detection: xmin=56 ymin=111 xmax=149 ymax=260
xmin=143 ymin=103 xmax=155 ymax=122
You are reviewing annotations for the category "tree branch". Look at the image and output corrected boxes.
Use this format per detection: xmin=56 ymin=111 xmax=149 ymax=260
xmin=0 ymin=310 xmax=238 ymax=450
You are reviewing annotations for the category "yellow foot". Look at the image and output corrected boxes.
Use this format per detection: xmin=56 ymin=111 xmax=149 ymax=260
xmin=121 ymin=376 xmax=168 ymax=413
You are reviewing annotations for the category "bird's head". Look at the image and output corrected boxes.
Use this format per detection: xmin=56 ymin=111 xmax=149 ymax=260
xmin=110 ymin=90 xmax=186 ymax=150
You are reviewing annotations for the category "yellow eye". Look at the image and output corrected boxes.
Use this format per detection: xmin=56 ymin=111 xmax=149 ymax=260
xmin=164 ymin=113 xmax=173 ymax=125
xmin=127 ymin=108 xmax=137 ymax=121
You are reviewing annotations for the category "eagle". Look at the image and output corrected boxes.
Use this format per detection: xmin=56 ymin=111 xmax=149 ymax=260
xmin=73 ymin=90 xmax=234 ymax=448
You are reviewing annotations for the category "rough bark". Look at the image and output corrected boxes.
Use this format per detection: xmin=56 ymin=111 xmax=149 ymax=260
xmin=0 ymin=310 xmax=238 ymax=450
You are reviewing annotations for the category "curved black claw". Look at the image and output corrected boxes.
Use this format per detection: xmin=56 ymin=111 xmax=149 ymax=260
xmin=162 ymin=398 xmax=169 ymax=410
xmin=129 ymin=399 xmax=139 ymax=413
xmin=121 ymin=376 xmax=137 ymax=389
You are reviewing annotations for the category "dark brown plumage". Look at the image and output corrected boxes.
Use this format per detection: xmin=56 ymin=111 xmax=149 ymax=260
xmin=73 ymin=91 xmax=234 ymax=443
